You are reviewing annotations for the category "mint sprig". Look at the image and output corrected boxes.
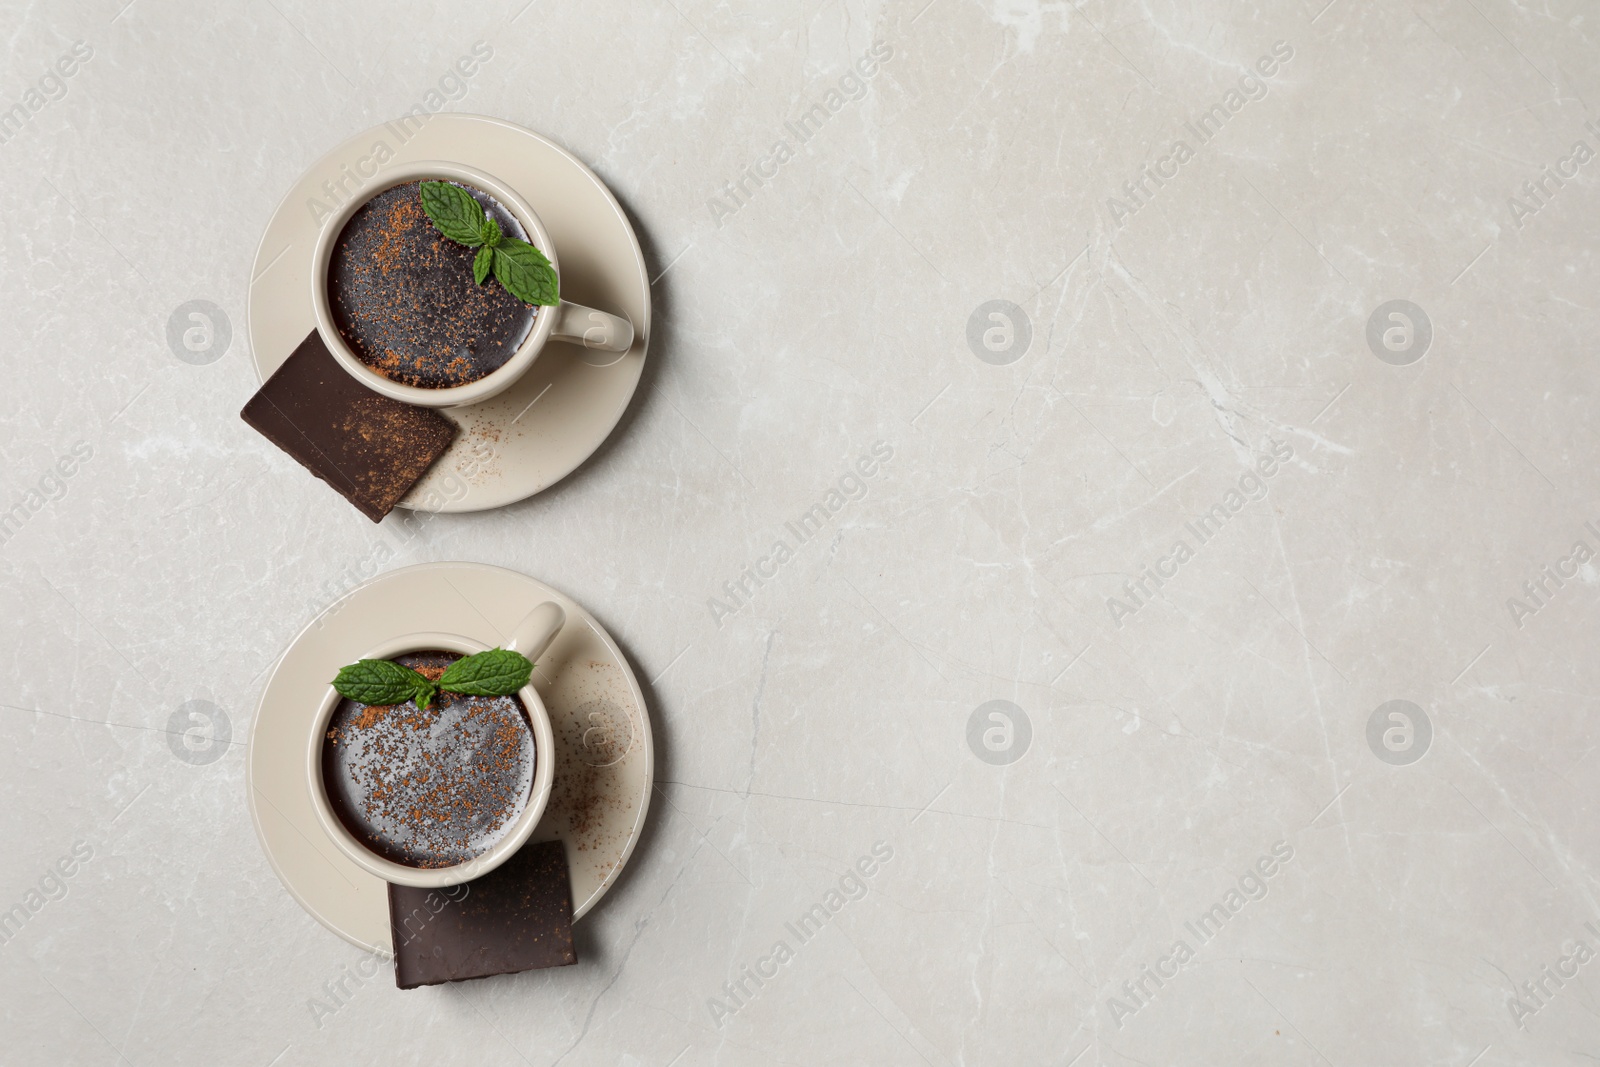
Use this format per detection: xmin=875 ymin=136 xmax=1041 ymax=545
xmin=438 ymin=648 xmax=534 ymax=696
xmin=332 ymin=659 xmax=434 ymax=709
xmin=417 ymin=180 xmax=559 ymax=307
xmin=418 ymin=182 xmax=485 ymax=246
xmin=491 ymin=241 xmax=558 ymax=306
xmin=331 ymin=649 xmax=535 ymax=709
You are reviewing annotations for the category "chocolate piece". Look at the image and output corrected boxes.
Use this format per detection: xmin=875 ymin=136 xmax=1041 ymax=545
xmin=388 ymin=839 xmax=577 ymax=988
xmin=240 ymin=330 xmax=456 ymax=521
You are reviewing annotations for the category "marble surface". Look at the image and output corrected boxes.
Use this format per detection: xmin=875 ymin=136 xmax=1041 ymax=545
xmin=1 ymin=0 xmax=1597 ymax=1064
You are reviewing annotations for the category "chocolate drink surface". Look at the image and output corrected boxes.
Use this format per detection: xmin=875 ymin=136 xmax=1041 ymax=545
xmin=328 ymin=180 xmax=538 ymax=388
xmin=322 ymin=650 xmax=536 ymax=868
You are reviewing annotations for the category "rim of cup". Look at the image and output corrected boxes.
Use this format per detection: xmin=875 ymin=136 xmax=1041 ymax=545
xmin=309 ymin=159 xmax=560 ymax=409
xmin=306 ymin=631 xmax=556 ymax=889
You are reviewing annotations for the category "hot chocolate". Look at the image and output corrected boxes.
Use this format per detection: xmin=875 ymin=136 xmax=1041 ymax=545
xmin=326 ymin=180 xmax=538 ymax=389
xmin=321 ymin=650 xmax=536 ymax=868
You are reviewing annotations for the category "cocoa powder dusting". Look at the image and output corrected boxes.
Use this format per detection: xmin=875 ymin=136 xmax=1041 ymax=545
xmin=321 ymin=650 xmax=536 ymax=868
xmin=327 ymin=181 xmax=539 ymax=389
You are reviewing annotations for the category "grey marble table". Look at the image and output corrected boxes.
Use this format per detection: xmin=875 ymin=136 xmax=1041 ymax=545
xmin=1 ymin=1 xmax=1596 ymax=1064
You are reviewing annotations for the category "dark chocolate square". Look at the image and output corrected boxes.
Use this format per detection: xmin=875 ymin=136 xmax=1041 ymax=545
xmin=240 ymin=330 xmax=457 ymax=522
xmin=388 ymin=839 xmax=577 ymax=989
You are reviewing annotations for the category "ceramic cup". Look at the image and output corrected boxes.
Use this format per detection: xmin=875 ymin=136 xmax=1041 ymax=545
xmin=310 ymin=159 xmax=633 ymax=408
xmin=307 ymin=601 xmax=566 ymax=888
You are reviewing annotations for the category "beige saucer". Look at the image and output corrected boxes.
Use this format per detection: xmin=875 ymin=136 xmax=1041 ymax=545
xmin=246 ymin=114 xmax=651 ymax=512
xmin=245 ymin=562 xmax=653 ymax=953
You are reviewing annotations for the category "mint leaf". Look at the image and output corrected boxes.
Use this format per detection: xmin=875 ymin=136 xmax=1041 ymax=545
xmin=419 ymin=181 xmax=487 ymax=247
xmin=410 ymin=672 xmax=439 ymax=709
xmin=479 ymin=214 xmax=503 ymax=249
xmin=491 ymin=239 xmax=559 ymax=306
xmin=473 ymin=245 xmax=493 ymax=285
xmin=333 ymin=659 xmax=427 ymax=707
xmin=438 ymin=648 xmax=534 ymax=697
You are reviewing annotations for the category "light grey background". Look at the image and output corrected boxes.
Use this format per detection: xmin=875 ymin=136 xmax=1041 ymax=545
xmin=2 ymin=0 xmax=1597 ymax=1064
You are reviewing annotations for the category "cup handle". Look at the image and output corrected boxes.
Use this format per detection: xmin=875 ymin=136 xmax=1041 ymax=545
xmin=551 ymin=301 xmax=634 ymax=353
xmin=503 ymin=601 xmax=566 ymax=665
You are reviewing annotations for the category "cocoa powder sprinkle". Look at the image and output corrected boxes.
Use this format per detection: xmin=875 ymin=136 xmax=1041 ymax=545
xmin=327 ymin=180 xmax=539 ymax=389
xmin=321 ymin=650 xmax=536 ymax=868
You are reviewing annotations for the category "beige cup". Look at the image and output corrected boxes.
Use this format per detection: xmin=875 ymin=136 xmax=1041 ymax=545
xmin=307 ymin=602 xmax=565 ymax=889
xmin=310 ymin=160 xmax=633 ymax=408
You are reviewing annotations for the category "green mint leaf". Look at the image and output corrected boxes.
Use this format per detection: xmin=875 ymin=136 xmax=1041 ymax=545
xmin=411 ymin=673 xmax=440 ymax=709
xmin=479 ymin=214 xmax=503 ymax=249
xmin=438 ymin=648 xmax=534 ymax=697
xmin=492 ymin=239 xmax=559 ymax=306
xmin=333 ymin=659 xmax=427 ymax=707
xmin=473 ymin=245 xmax=493 ymax=285
xmin=418 ymin=181 xmax=487 ymax=247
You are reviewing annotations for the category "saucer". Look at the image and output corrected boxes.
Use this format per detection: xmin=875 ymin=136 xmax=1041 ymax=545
xmin=247 ymin=114 xmax=651 ymax=512
xmin=245 ymin=562 xmax=654 ymax=953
